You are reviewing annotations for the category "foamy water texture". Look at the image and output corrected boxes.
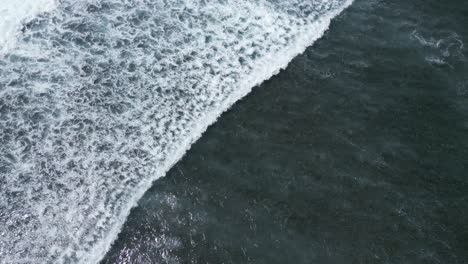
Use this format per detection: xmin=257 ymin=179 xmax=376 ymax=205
xmin=0 ymin=0 xmax=57 ymax=54
xmin=0 ymin=0 xmax=352 ymax=263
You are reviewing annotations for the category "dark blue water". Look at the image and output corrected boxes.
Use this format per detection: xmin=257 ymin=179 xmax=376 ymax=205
xmin=1 ymin=1 xmax=352 ymax=262
xmin=1 ymin=0 xmax=467 ymax=263
xmin=102 ymin=0 xmax=468 ymax=263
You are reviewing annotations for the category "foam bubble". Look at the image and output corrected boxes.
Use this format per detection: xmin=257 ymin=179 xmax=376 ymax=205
xmin=0 ymin=0 xmax=57 ymax=54
xmin=0 ymin=0 xmax=353 ymax=263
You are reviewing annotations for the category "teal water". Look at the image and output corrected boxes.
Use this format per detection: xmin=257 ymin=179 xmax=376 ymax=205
xmin=103 ymin=0 xmax=468 ymax=263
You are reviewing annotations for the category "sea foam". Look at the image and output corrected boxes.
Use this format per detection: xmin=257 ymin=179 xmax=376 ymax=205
xmin=0 ymin=0 xmax=353 ymax=263
xmin=0 ymin=0 xmax=57 ymax=54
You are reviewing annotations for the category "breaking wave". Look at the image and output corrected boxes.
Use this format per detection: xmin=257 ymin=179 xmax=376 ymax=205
xmin=0 ymin=0 xmax=57 ymax=54
xmin=0 ymin=0 xmax=352 ymax=263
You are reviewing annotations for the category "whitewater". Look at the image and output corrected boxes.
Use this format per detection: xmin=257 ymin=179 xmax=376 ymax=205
xmin=0 ymin=0 xmax=353 ymax=263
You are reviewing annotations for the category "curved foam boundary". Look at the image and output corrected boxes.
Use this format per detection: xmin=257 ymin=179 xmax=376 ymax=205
xmin=90 ymin=1 xmax=353 ymax=263
xmin=0 ymin=1 xmax=354 ymax=263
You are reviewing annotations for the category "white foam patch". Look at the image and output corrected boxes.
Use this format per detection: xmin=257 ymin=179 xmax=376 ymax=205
xmin=0 ymin=0 xmax=353 ymax=263
xmin=0 ymin=0 xmax=57 ymax=54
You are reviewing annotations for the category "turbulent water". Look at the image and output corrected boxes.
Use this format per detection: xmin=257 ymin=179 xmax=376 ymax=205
xmin=0 ymin=0 xmax=353 ymax=263
xmin=0 ymin=0 xmax=57 ymax=54
xmin=103 ymin=0 xmax=468 ymax=263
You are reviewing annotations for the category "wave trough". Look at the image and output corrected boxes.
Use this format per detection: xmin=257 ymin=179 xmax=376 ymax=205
xmin=0 ymin=0 xmax=352 ymax=263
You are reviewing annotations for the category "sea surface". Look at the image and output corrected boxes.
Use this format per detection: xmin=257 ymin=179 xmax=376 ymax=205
xmin=0 ymin=0 xmax=467 ymax=263
xmin=103 ymin=0 xmax=468 ymax=263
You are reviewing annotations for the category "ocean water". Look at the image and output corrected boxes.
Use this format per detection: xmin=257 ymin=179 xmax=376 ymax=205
xmin=0 ymin=0 xmax=352 ymax=263
xmin=0 ymin=0 xmax=57 ymax=54
xmin=102 ymin=0 xmax=468 ymax=263
xmin=0 ymin=0 xmax=467 ymax=264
